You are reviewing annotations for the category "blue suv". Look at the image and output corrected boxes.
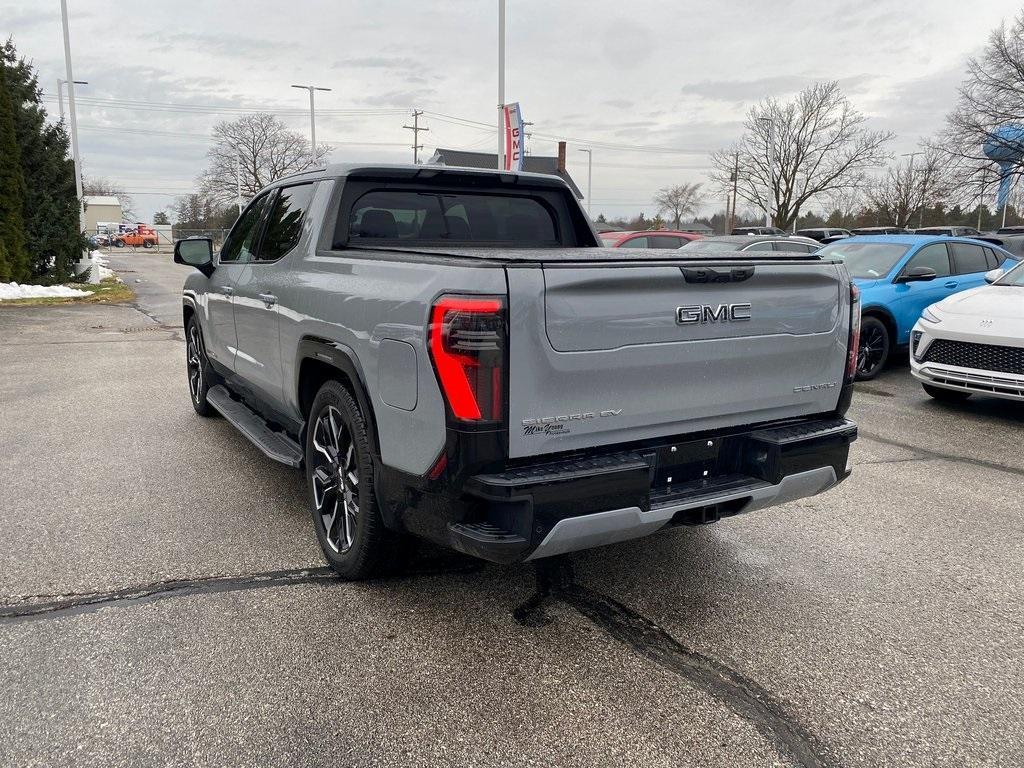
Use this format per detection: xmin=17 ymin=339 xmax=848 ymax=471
xmin=816 ymin=235 xmax=1018 ymax=379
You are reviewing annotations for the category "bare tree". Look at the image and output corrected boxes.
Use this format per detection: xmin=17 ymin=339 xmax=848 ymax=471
xmin=865 ymin=149 xmax=947 ymax=228
xmin=83 ymin=177 xmax=135 ymax=219
xmin=200 ymin=113 xmax=330 ymax=205
xmin=653 ymin=183 xmax=702 ymax=228
xmin=710 ymin=82 xmax=892 ymax=230
xmin=936 ymin=12 xmax=1024 ymax=208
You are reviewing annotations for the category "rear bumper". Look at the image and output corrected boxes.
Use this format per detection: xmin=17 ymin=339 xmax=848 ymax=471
xmin=445 ymin=416 xmax=856 ymax=563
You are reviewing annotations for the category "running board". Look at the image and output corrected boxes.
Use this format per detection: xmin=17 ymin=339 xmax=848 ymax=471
xmin=206 ymin=385 xmax=303 ymax=468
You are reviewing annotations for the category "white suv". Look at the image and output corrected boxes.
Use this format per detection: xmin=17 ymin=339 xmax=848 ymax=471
xmin=911 ymin=260 xmax=1024 ymax=402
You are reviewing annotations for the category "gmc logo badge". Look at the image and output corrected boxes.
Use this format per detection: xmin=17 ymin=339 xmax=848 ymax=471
xmin=676 ymin=303 xmax=752 ymax=325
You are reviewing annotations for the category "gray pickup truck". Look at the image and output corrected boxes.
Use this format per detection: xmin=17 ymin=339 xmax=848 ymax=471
xmin=174 ymin=164 xmax=859 ymax=579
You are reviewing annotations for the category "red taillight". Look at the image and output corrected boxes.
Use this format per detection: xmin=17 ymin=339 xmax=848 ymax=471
xmin=845 ymin=283 xmax=861 ymax=382
xmin=429 ymin=296 xmax=506 ymax=423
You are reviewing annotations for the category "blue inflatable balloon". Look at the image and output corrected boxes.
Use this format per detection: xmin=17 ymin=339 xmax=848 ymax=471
xmin=983 ymin=125 xmax=1024 ymax=209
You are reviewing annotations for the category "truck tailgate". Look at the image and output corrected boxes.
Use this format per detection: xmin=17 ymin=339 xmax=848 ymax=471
xmin=506 ymin=260 xmax=850 ymax=459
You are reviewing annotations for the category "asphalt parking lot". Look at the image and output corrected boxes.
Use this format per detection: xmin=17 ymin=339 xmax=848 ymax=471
xmin=2 ymin=251 xmax=1022 ymax=767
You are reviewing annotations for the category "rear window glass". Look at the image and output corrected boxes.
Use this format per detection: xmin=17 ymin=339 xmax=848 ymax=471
xmin=348 ymin=190 xmax=558 ymax=245
xmin=817 ymin=242 xmax=910 ymax=278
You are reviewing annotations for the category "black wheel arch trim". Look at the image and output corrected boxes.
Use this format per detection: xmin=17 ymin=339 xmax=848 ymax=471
xmin=860 ymin=305 xmax=898 ymax=336
xmin=295 ymin=337 xmax=381 ymax=460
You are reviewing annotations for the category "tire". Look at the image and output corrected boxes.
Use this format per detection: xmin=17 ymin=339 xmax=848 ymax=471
xmin=856 ymin=316 xmax=890 ymax=381
xmin=306 ymin=381 xmax=396 ymax=579
xmin=923 ymin=384 xmax=971 ymax=402
xmin=185 ymin=317 xmax=218 ymax=416
xmin=114 ymin=239 xmax=124 ymax=248
xmin=143 ymin=241 xmax=153 ymax=249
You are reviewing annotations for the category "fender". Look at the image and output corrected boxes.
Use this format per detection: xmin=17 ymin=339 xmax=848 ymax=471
xmin=294 ymin=337 xmax=381 ymax=459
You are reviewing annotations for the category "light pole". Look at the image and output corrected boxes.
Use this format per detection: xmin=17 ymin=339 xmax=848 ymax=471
xmin=291 ymin=84 xmax=331 ymax=161
xmin=578 ymin=148 xmax=593 ymax=217
xmin=758 ymin=116 xmax=774 ymax=228
xmin=497 ymin=0 xmax=506 ymax=170
xmin=56 ymin=78 xmax=87 ymax=123
xmin=60 ymin=0 xmax=89 ymax=278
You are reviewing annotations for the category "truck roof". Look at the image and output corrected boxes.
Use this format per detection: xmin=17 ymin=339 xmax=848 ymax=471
xmin=273 ymin=163 xmax=572 ymax=191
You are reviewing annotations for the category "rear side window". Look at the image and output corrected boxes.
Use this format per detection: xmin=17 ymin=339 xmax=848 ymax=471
xmin=258 ymin=184 xmax=315 ymax=262
xmin=775 ymin=241 xmax=814 ymax=253
xmin=648 ymin=235 xmax=682 ymax=249
xmin=744 ymin=241 xmax=775 ymax=251
xmin=620 ymin=236 xmax=648 ymax=248
xmin=949 ymin=242 xmax=989 ymax=274
xmin=348 ymin=190 xmax=558 ymax=245
xmin=983 ymin=248 xmax=999 ymax=269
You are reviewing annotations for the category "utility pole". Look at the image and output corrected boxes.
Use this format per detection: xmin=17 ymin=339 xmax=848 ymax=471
xmin=403 ymin=110 xmax=428 ymax=164
xmin=60 ymin=0 xmax=89 ymax=278
xmin=497 ymin=0 xmax=506 ymax=170
xmin=291 ymin=84 xmax=331 ymax=161
xmin=578 ymin=148 xmax=592 ymax=217
xmin=758 ymin=116 xmax=774 ymax=228
xmin=901 ymin=151 xmax=922 ymax=229
xmin=56 ymin=78 xmax=87 ymax=123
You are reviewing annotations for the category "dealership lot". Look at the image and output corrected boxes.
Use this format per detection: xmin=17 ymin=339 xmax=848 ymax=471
xmin=1 ymin=251 xmax=1022 ymax=767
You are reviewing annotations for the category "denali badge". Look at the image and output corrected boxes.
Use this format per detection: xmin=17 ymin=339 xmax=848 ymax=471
xmin=793 ymin=382 xmax=837 ymax=393
xmin=676 ymin=303 xmax=752 ymax=325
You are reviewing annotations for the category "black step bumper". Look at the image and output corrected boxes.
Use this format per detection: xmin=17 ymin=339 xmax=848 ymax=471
xmin=446 ymin=417 xmax=856 ymax=563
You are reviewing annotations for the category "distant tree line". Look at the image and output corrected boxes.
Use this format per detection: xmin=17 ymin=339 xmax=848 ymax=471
xmin=0 ymin=39 xmax=82 ymax=282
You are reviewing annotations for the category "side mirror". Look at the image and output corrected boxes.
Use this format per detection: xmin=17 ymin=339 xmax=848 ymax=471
xmin=896 ymin=266 xmax=937 ymax=283
xmin=984 ymin=268 xmax=1005 ymax=284
xmin=173 ymin=238 xmax=214 ymax=276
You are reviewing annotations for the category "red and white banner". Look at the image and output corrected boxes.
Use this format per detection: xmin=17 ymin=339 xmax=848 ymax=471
xmin=502 ymin=102 xmax=525 ymax=172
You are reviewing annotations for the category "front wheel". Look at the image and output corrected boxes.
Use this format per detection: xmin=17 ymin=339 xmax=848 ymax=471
xmin=185 ymin=317 xmax=218 ymax=416
xmin=923 ymin=384 xmax=971 ymax=403
xmin=306 ymin=381 xmax=397 ymax=579
xmin=856 ymin=316 xmax=890 ymax=381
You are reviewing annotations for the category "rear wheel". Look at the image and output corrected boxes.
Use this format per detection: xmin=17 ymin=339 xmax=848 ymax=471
xmin=143 ymin=240 xmax=153 ymax=249
xmin=856 ymin=316 xmax=890 ymax=381
xmin=923 ymin=384 xmax=971 ymax=402
xmin=306 ymin=381 xmax=396 ymax=579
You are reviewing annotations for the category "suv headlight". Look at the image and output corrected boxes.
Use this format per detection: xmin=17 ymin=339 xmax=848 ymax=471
xmin=921 ymin=306 xmax=942 ymax=324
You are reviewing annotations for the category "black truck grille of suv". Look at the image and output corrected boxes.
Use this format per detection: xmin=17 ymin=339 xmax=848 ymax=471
xmin=923 ymin=339 xmax=1024 ymax=375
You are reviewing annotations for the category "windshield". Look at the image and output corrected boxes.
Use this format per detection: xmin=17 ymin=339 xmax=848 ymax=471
xmin=817 ymin=242 xmax=910 ymax=278
xmin=996 ymin=259 xmax=1024 ymax=286
xmin=679 ymin=240 xmax=741 ymax=252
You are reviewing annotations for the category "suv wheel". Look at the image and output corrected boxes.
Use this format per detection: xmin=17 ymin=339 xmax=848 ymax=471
xmin=856 ymin=316 xmax=890 ymax=381
xmin=306 ymin=381 xmax=394 ymax=579
xmin=923 ymin=384 xmax=971 ymax=402
xmin=185 ymin=317 xmax=218 ymax=416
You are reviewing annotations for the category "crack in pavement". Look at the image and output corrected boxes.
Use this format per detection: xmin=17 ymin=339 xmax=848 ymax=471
xmin=515 ymin=559 xmax=835 ymax=768
xmin=0 ymin=559 xmax=484 ymax=624
xmin=858 ymin=429 xmax=1024 ymax=479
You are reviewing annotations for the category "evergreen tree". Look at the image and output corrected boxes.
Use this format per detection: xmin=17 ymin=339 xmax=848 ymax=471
xmin=2 ymin=39 xmax=81 ymax=280
xmin=0 ymin=60 xmax=29 ymax=282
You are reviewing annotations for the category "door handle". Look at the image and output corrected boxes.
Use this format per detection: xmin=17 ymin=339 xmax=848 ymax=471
xmin=258 ymin=293 xmax=277 ymax=307
xmin=219 ymin=286 xmax=234 ymax=296
xmin=944 ymin=281 xmax=958 ymax=288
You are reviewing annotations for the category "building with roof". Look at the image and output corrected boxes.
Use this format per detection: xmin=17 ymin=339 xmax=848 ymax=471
xmin=427 ymin=141 xmax=584 ymax=199
xmin=82 ymin=195 xmax=123 ymax=234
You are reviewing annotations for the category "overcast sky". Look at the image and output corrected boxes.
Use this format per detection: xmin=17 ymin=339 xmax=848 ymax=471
xmin=4 ymin=0 xmax=1023 ymax=222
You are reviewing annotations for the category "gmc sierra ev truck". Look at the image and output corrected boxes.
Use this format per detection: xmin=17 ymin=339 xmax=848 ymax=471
xmin=174 ymin=165 xmax=859 ymax=579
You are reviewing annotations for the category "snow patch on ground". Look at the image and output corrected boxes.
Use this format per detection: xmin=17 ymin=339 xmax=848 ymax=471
xmin=0 ymin=283 xmax=90 ymax=300
xmin=0 ymin=251 xmax=120 ymax=301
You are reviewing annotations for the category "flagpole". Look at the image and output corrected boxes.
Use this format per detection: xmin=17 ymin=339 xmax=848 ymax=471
xmin=497 ymin=0 xmax=506 ymax=170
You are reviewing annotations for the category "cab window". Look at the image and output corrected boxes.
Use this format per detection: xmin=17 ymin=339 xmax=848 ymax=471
xmin=220 ymin=193 xmax=271 ymax=263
